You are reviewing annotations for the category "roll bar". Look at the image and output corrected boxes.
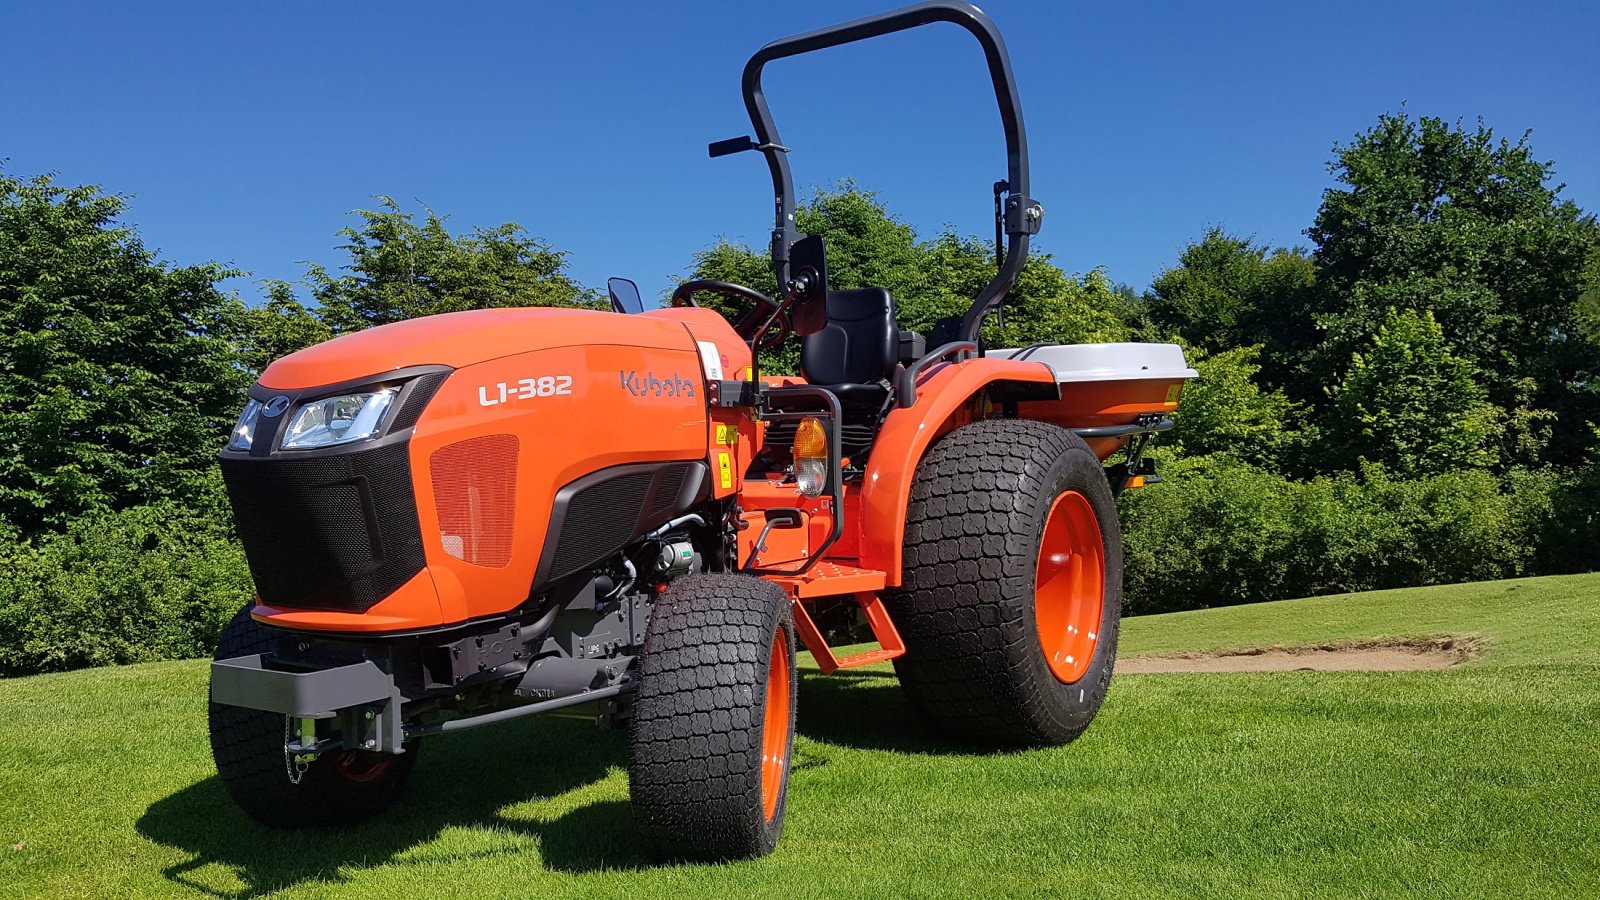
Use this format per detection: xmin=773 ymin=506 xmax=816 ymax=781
xmin=715 ymin=0 xmax=1044 ymax=346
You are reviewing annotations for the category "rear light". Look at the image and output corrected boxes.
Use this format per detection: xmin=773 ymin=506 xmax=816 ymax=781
xmin=793 ymin=417 xmax=828 ymax=498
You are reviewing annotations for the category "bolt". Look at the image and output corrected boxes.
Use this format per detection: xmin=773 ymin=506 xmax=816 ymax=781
xmin=363 ymin=739 xmax=376 ymax=749
xmin=364 ymin=710 xmax=375 ymax=721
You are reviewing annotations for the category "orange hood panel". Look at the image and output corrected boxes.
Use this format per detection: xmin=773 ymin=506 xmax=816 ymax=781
xmin=259 ymin=307 xmax=699 ymax=390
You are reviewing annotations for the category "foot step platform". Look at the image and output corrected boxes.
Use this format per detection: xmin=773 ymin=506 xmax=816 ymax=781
xmin=766 ymin=564 xmax=904 ymax=673
xmin=768 ymin=561 xmax=887 ymax=598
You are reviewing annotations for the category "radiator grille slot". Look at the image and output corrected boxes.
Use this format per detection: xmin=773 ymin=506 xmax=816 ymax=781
xmin=430 ymin=434 xmax=519 ymax=568
xmin=548 ymin=473 xmax=654 ymax=579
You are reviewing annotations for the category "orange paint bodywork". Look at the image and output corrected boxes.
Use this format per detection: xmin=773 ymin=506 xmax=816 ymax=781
xmin=859 ymin=357 xmax=1060 ymax=585
xmin=253 ymin=307 xmax=746 ymax=633
xmin=244 ymin=301 xmax=1182 ymax=636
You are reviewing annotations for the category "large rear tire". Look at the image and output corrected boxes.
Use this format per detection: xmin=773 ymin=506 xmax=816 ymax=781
xmin=629 ymin=573 xmax=797 ymax=860
xmin=208 ymin=606 xmax=418 ymax=828
xmin=884 ymin=419 xmax=1122 ymax=746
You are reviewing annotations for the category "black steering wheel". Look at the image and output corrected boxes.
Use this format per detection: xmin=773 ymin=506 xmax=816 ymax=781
xmin=671 ymin=279 xmax=790 ymax=350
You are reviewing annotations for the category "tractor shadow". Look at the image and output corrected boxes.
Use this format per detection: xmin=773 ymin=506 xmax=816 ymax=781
xmin=795 ymin=668 xmax=1009 ymax=757
xmin=137 ymin=717 xmax=662 ymax=897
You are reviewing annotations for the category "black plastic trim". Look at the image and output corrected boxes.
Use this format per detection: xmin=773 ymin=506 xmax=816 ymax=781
xmin=533 ymin=461 xmax=710 ymax=589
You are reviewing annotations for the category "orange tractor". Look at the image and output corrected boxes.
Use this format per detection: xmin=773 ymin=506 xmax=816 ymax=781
xmin=209 ymin=0 xmax=1194 ymax=859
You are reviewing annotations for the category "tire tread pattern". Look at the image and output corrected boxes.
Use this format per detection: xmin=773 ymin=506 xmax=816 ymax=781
xmin=629 ymin=573 xmax=796 ymax=860
xmin=884 ymin=419 xmax=1123 ymax=746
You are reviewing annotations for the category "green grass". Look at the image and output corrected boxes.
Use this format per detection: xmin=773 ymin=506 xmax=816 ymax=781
xmin=3 ymin=574 xmax=1598 ymax=899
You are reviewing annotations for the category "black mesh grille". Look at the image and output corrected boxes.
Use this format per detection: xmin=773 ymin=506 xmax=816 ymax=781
xmin=649 ymin=465 xmax=688 ymax=517
xmin=221 ymin=443 xmax=425 ymax=612
xmin=390 ymin=372 xmax=448 ymax=431
xmin=547 ymin=473 xmax=653 ymax=580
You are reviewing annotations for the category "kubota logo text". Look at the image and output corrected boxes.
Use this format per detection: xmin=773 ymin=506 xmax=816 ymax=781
xmin=620 ymin=370 xmax=696 ymax=398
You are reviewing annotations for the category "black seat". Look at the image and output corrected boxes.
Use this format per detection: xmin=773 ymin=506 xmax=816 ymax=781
xmin=800 ymin=287 xmax=898 ymax=408
xmin=774 ymin=287 xmax=897 ymax=459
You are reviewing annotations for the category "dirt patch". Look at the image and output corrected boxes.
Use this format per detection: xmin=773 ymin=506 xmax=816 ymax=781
xmin=1119 ymin=637 xmax=1480 ymax=674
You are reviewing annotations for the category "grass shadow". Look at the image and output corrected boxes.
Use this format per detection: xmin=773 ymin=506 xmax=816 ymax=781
xmin=137 ymin=716 xmax=661 ymax=896
xmin=795 ymin=670 xmax=1007 ymax=757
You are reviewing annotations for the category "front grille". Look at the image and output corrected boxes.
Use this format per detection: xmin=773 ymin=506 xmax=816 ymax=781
xmin=221 ymin=443 xmax=426 ymax=612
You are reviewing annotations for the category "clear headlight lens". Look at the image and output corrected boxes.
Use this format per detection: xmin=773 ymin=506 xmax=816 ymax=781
xmin=281 ymin=389 xmax=397 ymax=450
xmin=227 ymin=398 xmax=263 ymax=451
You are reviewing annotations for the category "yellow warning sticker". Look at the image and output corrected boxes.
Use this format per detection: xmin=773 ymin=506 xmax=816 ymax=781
xmin=1165 ymin=383 xmax=1183 ymax=405
xmin=717 ymin=451 xmax=734 ymax=489
xmin=715 ymin=423 xmax=737 ymax=445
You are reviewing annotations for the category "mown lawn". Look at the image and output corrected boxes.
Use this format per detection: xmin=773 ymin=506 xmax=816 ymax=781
xmin=2 ymin=574 xmax=1597 ymax=898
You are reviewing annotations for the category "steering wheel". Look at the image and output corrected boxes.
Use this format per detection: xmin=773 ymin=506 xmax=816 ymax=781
xmin=670 ymin=279 xmax=790 ymax=350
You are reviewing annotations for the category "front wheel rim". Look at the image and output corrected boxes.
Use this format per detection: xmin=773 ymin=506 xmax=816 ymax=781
xmin=1034 ymin=490 xmax=1106 ymax=684
xmin=760 ymin=628 xmax=792 ymax=822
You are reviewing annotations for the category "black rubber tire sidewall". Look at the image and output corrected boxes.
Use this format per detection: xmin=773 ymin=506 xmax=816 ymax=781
xmin=628 ymin=573 xmax=798 ymax=861
xmin=885 ymin=419 xmax=1123 ymax=747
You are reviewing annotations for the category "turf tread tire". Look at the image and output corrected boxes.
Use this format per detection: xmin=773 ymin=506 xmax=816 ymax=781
xmin=884 ymin=419 xmax=1123 ymax=747
xmin=629 ymin=573 xmax=797 ymax=861
xmin=208 ymin=606 xmax=418 ymax=828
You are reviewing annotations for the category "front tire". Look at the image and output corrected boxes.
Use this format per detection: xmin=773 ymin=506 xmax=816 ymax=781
xmin=208 ymin=606 xmax=418 ymax=828
xmin=884 ymin=419 xmax=1123 ymax=746
xmin=629 ymin=573 xmax=797 ymax=860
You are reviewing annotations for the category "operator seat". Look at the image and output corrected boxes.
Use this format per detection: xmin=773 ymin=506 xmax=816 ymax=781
xmin=801 ymin=287 xmax=897 ymax=409
xmin=793 ymin=287 xmax=899 ymax=457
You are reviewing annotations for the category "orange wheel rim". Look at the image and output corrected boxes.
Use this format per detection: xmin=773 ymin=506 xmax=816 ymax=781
xmin=1034 ymin=490 xmax=1106 ymax=683
xmin=334 ymin=751 xmax=391 ymax=783
xmin=760 ymin=628 xmax=792 ymax=822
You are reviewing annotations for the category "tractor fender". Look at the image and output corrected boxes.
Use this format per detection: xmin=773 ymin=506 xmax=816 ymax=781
xmin=859 ymin=358 xmax=1059 ymax=585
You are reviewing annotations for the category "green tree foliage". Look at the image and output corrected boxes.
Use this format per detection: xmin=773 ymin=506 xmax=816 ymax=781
xmin=690 ymin=185 xmax=1127 ymax=373
xmin=0 ymin=477 xmax=250 ymax=676
xmin=1144 ymin=229 xmax=1317 ymax=374
xmin=0 ymin=169 xmax=251 ymax=538
xmin=1167 ymin=345 xmax=1297 ymax=466
xmin=233 ymin=198 xmax=600 ymax=368
xmin=1307 ymin=112 xmax=1600 ymax=465
xmin=235 ymin=281 xmax=333 ymax=375
xmin=1120 ymin=456 xmax=1562 ymax=614
xmin=310 ymin=197 xmax=597 ymax=333
xmin=1322 ymin=309 xmax=1501 ymax=474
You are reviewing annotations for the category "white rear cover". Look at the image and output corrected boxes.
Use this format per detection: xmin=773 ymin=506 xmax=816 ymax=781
xmin=989 ymin=343 xmax=1197 ymax=383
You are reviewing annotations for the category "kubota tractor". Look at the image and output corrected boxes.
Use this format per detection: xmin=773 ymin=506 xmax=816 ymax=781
xmin=208 ymin=0 xmax=1195 ymax=860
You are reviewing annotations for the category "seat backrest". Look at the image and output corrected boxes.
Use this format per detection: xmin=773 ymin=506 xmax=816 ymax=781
xmin=800 ymin=288 xmax=898 ymax=387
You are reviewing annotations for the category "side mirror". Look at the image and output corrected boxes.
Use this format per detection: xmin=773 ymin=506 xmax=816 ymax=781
xmin=788 ymin=234 xmax=829 ymax=337
xmin=608 ymin=277 xmax=644 ymax=315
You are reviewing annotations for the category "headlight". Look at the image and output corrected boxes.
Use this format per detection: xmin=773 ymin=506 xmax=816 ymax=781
xmin=281 ymin=389 xmax=397 ymax=450
xmin=227 ymin=398 xmax=263 ymax=451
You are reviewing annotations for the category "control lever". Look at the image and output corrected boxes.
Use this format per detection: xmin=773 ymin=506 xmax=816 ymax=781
xmin=743 ymin=508 xmax=805 ymax=569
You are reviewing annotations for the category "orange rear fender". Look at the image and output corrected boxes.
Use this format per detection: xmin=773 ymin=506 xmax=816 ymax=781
xmin=859 ymin=358 xmax=1058 ymax=584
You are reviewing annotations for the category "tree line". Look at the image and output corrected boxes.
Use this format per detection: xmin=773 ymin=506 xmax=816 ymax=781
xmin=1 ymin=111 xmax=1596 ymax=675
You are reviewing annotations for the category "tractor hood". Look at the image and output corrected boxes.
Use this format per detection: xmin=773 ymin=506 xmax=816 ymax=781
xmin=259 ymin=307 xmax=698 ymax=390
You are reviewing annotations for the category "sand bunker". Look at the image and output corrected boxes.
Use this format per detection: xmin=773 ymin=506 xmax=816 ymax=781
xmin=1119 ymin=637 xmax=1478 ymax=674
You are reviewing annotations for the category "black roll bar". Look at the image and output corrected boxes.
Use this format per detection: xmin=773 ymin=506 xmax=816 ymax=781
xmin=731 ymin=0 xmax=1043 ymax=347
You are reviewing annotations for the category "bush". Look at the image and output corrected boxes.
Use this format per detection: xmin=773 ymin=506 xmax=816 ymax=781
xmin=1119 ymin=455 xmax=1586 ymax=615
xmin=0 ymin=492 xmax=251 ymax=677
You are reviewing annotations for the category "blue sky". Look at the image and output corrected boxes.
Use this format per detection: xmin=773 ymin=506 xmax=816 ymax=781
xmin=4 ymin=1 xmax=1596 ymax=304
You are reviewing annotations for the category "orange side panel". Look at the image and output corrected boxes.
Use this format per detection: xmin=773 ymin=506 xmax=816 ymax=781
xmin=858 ymin=358 xmax=1058 ymax=586
xmin=1016 ymin=378 xmax=1182 ymax=429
